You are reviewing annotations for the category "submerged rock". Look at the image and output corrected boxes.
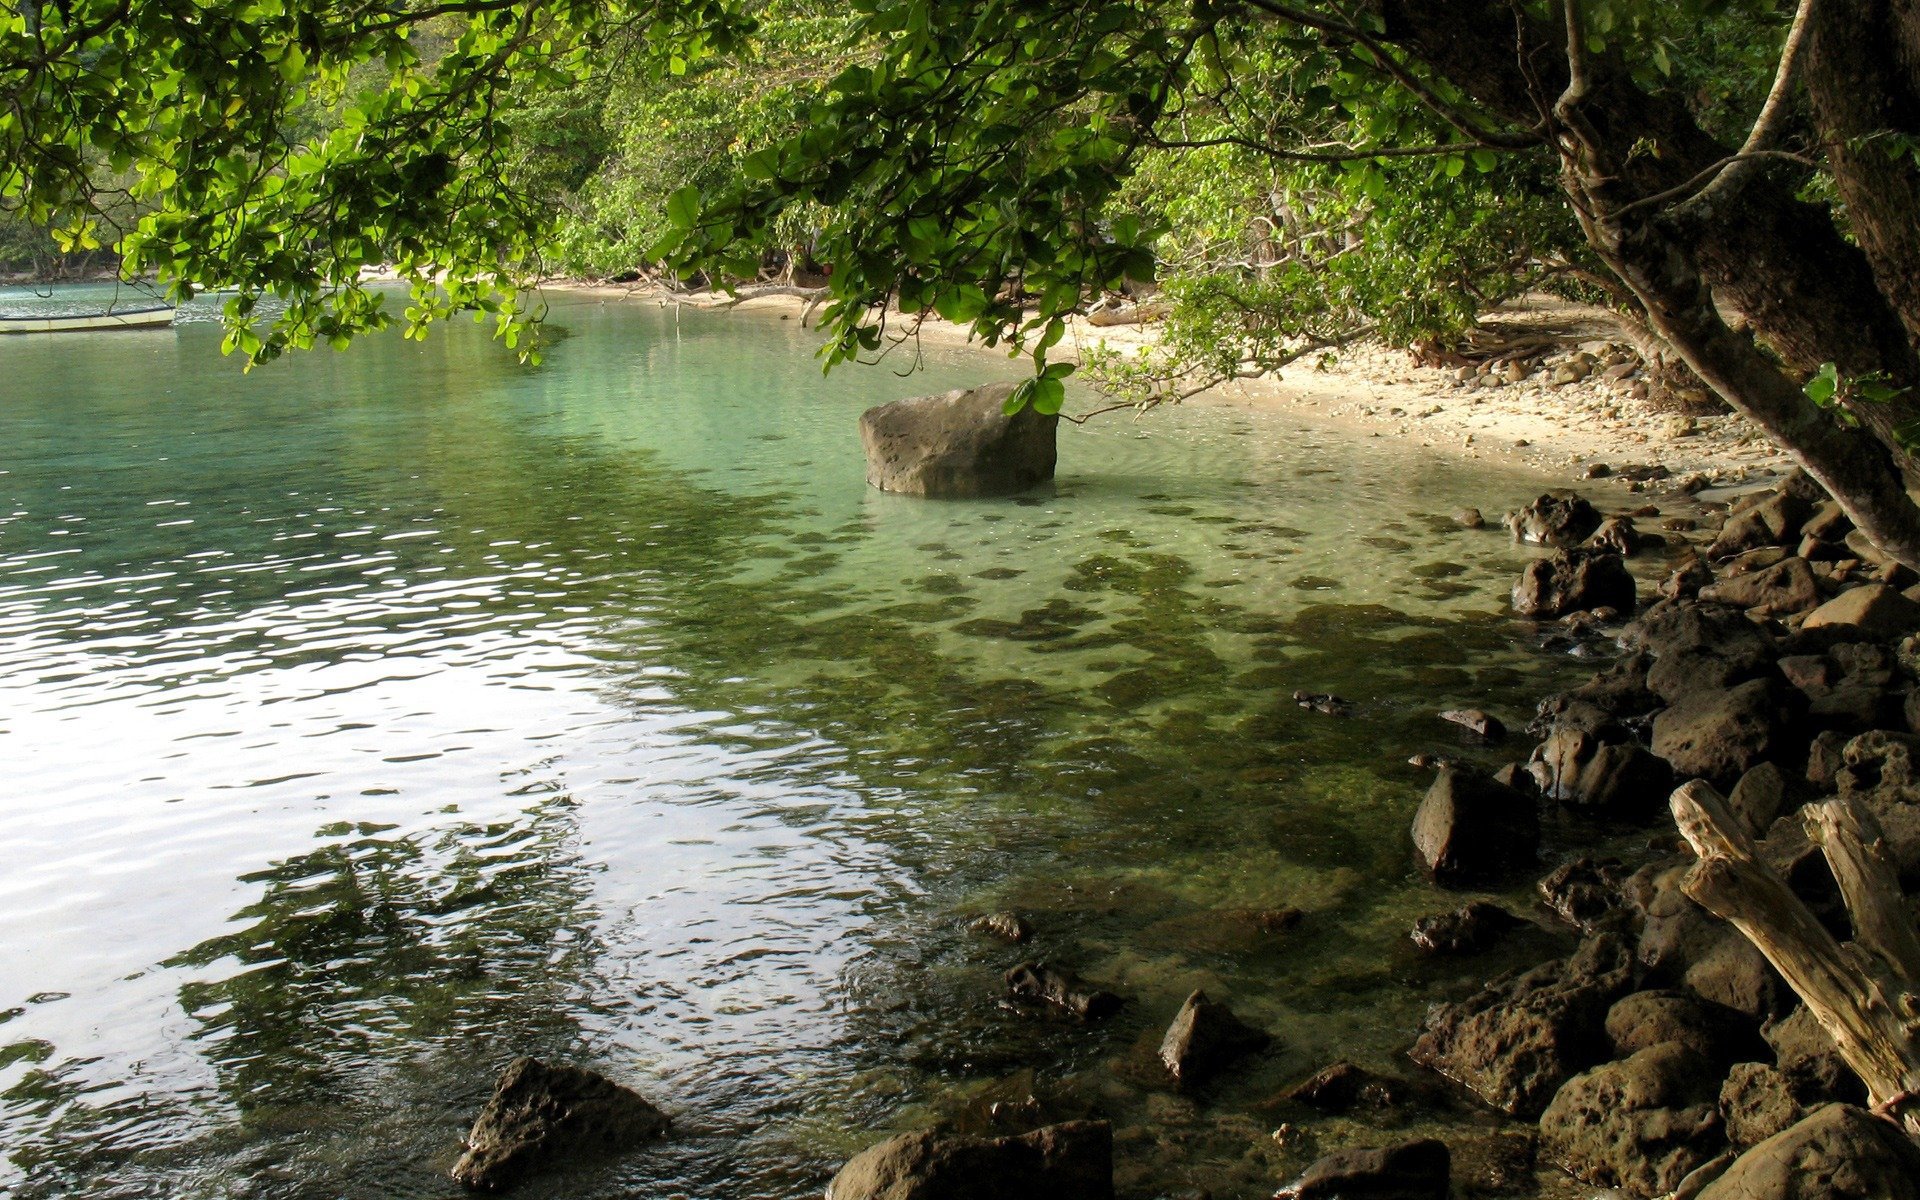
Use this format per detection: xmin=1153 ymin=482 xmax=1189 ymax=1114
xmin=1410 ymin=766 xmax=1540 ymax=886
xmin=1280 ymin=1060 xmax=1408 ymax=1113
xmin=968 ymin=911 xmax=1033 ymax=943
xmin=1438 ymin=707 xmax=1507 ymax=741
xmin=859 ymin=381 xmax=1058 ymax=498
xmin=1004 ymin=962 xmax=1122 ymax=1020
xmin=1409 ymin=933 xmax=1632 ymax=1117
xmin=826 ymin=1120 xmax=1114 ymax=1200
xmin=450 ymin=1058 xmax=670 ymax=1191
xmin=1695 ymin=1103 xmax=1920 ymax=1200
xmin=1276 ymin=1137 xmax=1450 ymax=1200
xmin=1158 ymin=990 xmax=1270 ymax=1086
xmin=1539 ymin=1042 xmax=1727 ymax=1197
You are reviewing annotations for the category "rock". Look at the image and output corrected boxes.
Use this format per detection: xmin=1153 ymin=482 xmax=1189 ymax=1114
xmin=1719 ymin=1063 xmax=1804 ymax=1149
xmin=1727 ymin=762 xmax=1790 ymax=838
xmin=1507 ymin=491 xmax=1604 ymax=547
xmin=1700 ymin=558 xmax=1821 ymax=617
xmin=1708 ymin=491 xmax=1813 ymax=559
xmin=1843 ymin=528 xmax=1920 ymax=587
xmin=1455 ymin=507 xmax=1486 ymax=529
xmin=1624 ymin=600 xmax=1777 ymax=704
xmin=1538 ymin=856 xmax=1628 ymax=932
xmin=969 ymin=912 xmax=1033 ymax=943
xmin=1513 ymin=549 xmax=1638 ymax=618
xmin=1408 ymin=933 xmax=1633 ymax=1117
xmin=1004 ymin=963 xmax=1122 ymax=1020
xmin=859 ymin=382 xmax=1058 ymax=498
xmin=1763 ymin=1007 xmax=1865 ymax=1106
xmin=1626 ymin=862 xmax=1788 ymax=1021
xmin=1584 ymin=462 xmax=1614 ymax=480
xmin=1159 ymin=990 xmax=1270 ymax=1086
xmin=1806 ymin=730 xmax=1848 ymax=790
xmin=1410 ymin=900 xmax=1523 ymax=954
xmin=1800 ymin=502 xmax=1852 ymax=544
xmin=1695 ymin=1104 xmax=1920 ymax=1200
xmin=1293 ymin=690 xmax=1352 ymax=716
xmin=1662 ymin=557 xmax=1718 ymax=602
xmin=1534 ymin=729 xmax=1675 ymax=819
xmin=1276 ymin=1137 xmax=1450 ymax=1200
xmin=1410 ymin=766 xmax=1541 ymax=885
xmin=450 ymin=1058 xmax=671 ymax=1191
xmin=1280 ymin=1061 xmax=1407 ymax=1113
xmin=1605 ymin=990 xmax=1765 ymax=1067
xmin=1439 ymin=708 xmax=1506 ymax=741
xmin=1539 ymin=1042 xmax=1727 ymax=1197
xmin=1652 ymin=678 xmax=1784 ymax=788
xmin=1534 ymin=653 xmax=1661 ymax=731
xmin=1589 ymin=515 xmax=1654 ymax=557
xmin=825 ymin=1120 xmax=1114 ymax=1200
xmin=1801 ymin=583 xmax=1920 ymax=640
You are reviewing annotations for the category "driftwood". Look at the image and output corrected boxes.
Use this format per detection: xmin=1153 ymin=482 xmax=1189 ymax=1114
xmin=1670 ymin=779 xmax=1920 ymax=1136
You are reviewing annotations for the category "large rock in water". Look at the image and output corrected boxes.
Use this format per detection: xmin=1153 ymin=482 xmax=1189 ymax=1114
xmin=1410 ymin=766 xmax=1540 ymax=885
xmin=1158 ymin=989 xmax=1270 ymax=1086
xmin=1512 ymin=548 xmax=1637 ymax=617
xmin=1276 ymin=1138 xmax=1450 ymax=1199
xmin=859 ymin=381 xmax=1058 ymax=497
xmin=1408 ymin=933 xmax=1633 ymax=1117
xmin=451 ymin=1058 xmax=671 ymax=1190
xmin=825 ymin=1121 xmax=1113 ymax=1200
xmin=1696 ymin=1103 xmax=1920 ymax=1200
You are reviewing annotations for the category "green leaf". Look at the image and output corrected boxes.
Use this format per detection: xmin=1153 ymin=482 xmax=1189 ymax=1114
xmin=1804 ymin=362 xmax=1840 ymax=407
xmin=1030 ymin=376 xmax=1066 ymax=415
xmin=666 ymin=185 xmax=702 ymax=231
xmin=1003 ymin=377 xmax=1035 ymax=415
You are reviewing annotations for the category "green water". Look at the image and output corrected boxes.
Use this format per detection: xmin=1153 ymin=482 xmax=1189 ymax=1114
xmin=0 ymin=287 xmax=1588 ymax=1199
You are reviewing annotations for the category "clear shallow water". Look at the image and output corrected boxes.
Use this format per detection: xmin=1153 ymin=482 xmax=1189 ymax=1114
xmin=1 ymin=286 xmax=1587 ymax=1199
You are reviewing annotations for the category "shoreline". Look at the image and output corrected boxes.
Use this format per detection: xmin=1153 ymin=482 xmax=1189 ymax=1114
xmin=539 ymin=278 xmax=1792 ymax=509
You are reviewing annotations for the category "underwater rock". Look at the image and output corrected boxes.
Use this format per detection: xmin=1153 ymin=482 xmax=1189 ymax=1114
xmin=1512 ymin=548 xmax=1637 ymax=618
xmin=859 ymin=381 xmax=1058 ymax=498
xmin=1275 ymin=1137 xmax=1450 ymax=1200
xmin=1506 ymin=491 xmax=1603 ymax=547
xmin=968 ymin=912 xmax=1033 ymax=943
xmin=1411 ymin=766 xmax=1540 ymax=886
xmin=1538 ymin=1042 xmax=1727 ymax=1197
xmin=1292 ymin=690 xmax=1352 ymax=716
xmin=1158 ymin=990 xmax=1271 ymax=1087
xmin=450 ymin=1058 xmax=670 ymax=1191
xmin=1279 ymin=1061 xmax=1409 ymax=1113
xmin=825 ymin=1120 xmax=1114 ymax=1200
xmin=1409 ymin=901 xmax=1523 ymax=955
xmin=1695 ymin=1104 xmax=1920 ymax=1200
xmin=1409 ymin=933 xmax=1632 ymax=1118
xmin=1004 ymin=962 xmax=1122 ymax=1021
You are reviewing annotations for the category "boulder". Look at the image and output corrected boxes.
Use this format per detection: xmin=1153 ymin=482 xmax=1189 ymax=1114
xmin=1800 ymin=583 xmax=1920 ymax=641
xmin=1439 ymin=707 xmax=1506 ymax=741
xmin=1763 ymin=1007 xmax=1865 ymax=1106
xmin=1626 ymin=861 xmax=1788 ymax=1021
xmin=1538 ymin=855 xmax=1629 ymax=932
xmin=1695 ymin=1104 xmax=1920 ymax=1200
xmin=1604 ymin=991 xmax=1764 ymax=1068
xmin=826 ymin=1121 xmax=1114 ymax=1200
xmin=1408 ymin=933 xmax=1633 ymax=1117
xmin=1664 ymin=557 xmax=1717 ymax=602
xmin=450 ymin=1058 xmax=671 ymax=1191
xmin=1410 ymin=766 xmax=1541 ymax=885
xmin=859 ymin=382 xmax=1058 ymax=498
xmin=1539 ymin=1042 xmax=1727 ymax=1197
xmin=1699 ymin=558 xmax=1821 ymax=617
xmin=1800 ymin=502 xmax=1852 ymax=544
xmin=1410 ymin=900 xmax=1523 ymax=954
xmin=1280 ymin=1061 xmax=1409 ymax=1113
xmin=1507 ymin=491 xmax=1604 ymax=547
xmin=1590 ymin=515 xmax=1656 ymax=557
xmin=1513 ymin=549 xmax=1637 ymax=618
xmin=1624 ymin=600 xmax=1777 ymax=704
xmin=1533 ymin=728 xmax=1674 ymax=819
xmin=1726 ymin=762 xmax=1790 ymax=838
xmin=1004 ymin=963 xmax=1122 ymax=1020
xmin=1651 ymin=678 xmax=1783 ymax=788
xmin=1158 ymin=990 xmax=1270 ymax=1086
xmin=1276 ymin=1138 xmax=1450 ymax=1200
xmin=1719 ymin=1063 xmax=1804 ymax=1149
xmin=1708 ymin=490 xmax=1813 ymax=560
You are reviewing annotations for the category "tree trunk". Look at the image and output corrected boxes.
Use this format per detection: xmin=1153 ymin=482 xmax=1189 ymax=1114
xmin=1671 ymin=781 xmax=1920 ymax=1138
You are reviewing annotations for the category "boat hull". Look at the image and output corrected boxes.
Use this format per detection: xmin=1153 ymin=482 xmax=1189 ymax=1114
xmin=0 ymin=306 xmax=176 ymax=334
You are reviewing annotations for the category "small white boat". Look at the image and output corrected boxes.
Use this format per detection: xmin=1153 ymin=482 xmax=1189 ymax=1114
xmin=0 ymin=304 xmax=176 ymax=334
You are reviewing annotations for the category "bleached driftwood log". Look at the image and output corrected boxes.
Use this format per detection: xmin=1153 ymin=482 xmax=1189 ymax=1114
xmin=1670 ymin=779 xmax=1920 ymax=1137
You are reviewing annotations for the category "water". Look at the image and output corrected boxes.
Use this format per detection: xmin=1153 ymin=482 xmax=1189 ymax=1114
xmin=1 ymin=286 xmax=1591 ymax=1199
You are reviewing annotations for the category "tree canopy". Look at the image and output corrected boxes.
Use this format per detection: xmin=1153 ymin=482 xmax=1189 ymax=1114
xmin=10 ymin=0 xmax=1920 ymax=566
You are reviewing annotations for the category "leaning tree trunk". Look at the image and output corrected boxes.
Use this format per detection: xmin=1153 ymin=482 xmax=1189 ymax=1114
xmin=1363 ymin=0 xmax=1920 ymax=569
xmin=1671 ymin=781 xmax=1920 ymax=1138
